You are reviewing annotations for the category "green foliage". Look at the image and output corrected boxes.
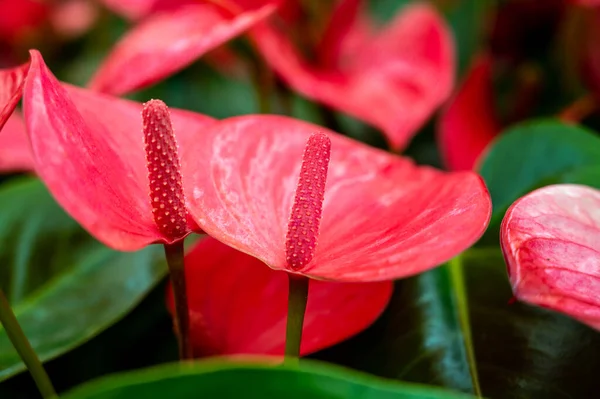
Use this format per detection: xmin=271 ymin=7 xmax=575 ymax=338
xmin=316 ymin=249 xmax=600 ymax=399
xmin=62 ymin=359 xmax=475 ymax=399
xmin=0 ymin=179 xmax=166 ymax=381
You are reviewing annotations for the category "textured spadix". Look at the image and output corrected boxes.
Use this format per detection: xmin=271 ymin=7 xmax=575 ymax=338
xmin=166 ymin=237 xmax=393 ymax=356
xmin=501 ymin=184 xmax=600 ymax=330
xmin=182 ymin=115 xmax=491 ymax=282
xmin=285 ymin=133 xmax=330 ymax=271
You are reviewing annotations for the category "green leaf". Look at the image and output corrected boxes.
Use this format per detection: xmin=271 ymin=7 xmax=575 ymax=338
xmin=443 ymin=0 xmax=494 ymax=75
xmin=316 ymin=248 xmax=600 ymax=398
xmin=62 ymin=359 xmax=474 ymax=399
xmin=478 ymin=119 xmax=600 ymax=238
xmin=0 ymin=178 xmax=167 ymax=381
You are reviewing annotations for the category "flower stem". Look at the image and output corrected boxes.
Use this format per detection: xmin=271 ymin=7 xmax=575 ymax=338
xmin=448 ymin=255 xmax=482 ymax=398
xmin=164 ymin=242 xmax=193 ymax=360
xmin=0 ymin=289 xmax=57 ymax=399
xmin=559 ymin=94 xmax=597 ymax=123
xmin=284 ymin=274 xmax=309 ymax=363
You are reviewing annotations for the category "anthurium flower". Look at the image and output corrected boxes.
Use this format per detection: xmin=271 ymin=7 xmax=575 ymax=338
xmin=166 ymin=237 xmax=393 ymax=356
xmin=501 ymin=184 xmax=600 ymax=330
xmin=89 ymin=0 xmax=279 ymax=95
xmin=438 ymin=54 xmax=500 ymax=171
xmin=250 ymin=1 xmax=454 ymax=150
xmin=4 ymin=50 xmax=215 ymax=250
xmin=180 ymin=114 xmax=491 ymax=282
xmin=0 ymin=0 xmax=49 ymax=44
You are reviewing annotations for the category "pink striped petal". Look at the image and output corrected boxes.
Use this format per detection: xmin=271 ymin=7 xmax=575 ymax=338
xmin=501 ymin=184 xmax=600 ymax=330
xmin=89 ymin=2 xmax=277 ymax=95
xmin=166 ymin=237 xmax=393 ymax=356
xmin=182 ymin=115 xmax=491 ymax=282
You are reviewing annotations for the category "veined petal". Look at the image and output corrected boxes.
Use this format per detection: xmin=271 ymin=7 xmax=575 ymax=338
xmin=23 ymin=50 xmax=214 ymax=250
xmin=251 ymin=3 xmax=454 ymax=150
xmin=166 ymin=237 xmax=393 ymax=356
xmin=0 ymin=62 xmax=29 ymax=131
xmin=0 ymin=111 xmax=35 ymax=173
xmin=182 ymin=115 xmax=491 ymax=282
xmin=501 ymin=184 xmax=600 ymax=331
xmin=438 ymin=55 xmax=500 ymax=171
xmin=89 ymin=2 xmax=277 ymax=95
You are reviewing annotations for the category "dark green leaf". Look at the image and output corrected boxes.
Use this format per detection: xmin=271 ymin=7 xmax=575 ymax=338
xmin=316 ymin=249 xmax=600 ymax=399
xmin=443 ymin=0 xmax=495 ymax=75
xmin=62 ymin=359 xmax=474 ymax=399
xmin=478 ymin=119 xmax=600 ymax=240
xmin=0 ymin=178 xmax=167 ymax=381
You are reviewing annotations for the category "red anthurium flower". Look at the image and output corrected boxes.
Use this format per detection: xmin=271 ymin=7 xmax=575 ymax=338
xmin=89 ymin=1 xmax=279 ymax=95
xmin=501 ymin=184 xmax=600 ymax=330
xmin=180 ymin=115 xmax=491 ymax=282
xmin=0 ymin=0 xmax=49 ymax=44
xmin=250 ymin=1 xmax=454 ymax=150
xmin=4 ymin=50 xmax=215 ymax=250
xmin=166 ymin=237 xmax=392 ymax=356
xmin=438 ymin=54 xmax=500 ymax=171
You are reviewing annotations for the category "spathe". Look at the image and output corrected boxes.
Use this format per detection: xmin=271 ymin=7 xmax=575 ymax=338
xmin=501 ymin=184 xmax=600 ymax=330
xmin=181 ymin=114 xmax=491 ymax=282
xmin=3 ymin=50 xmax=215 ymax=250
xmin=166 ymin=237 xmax=393 ymax=356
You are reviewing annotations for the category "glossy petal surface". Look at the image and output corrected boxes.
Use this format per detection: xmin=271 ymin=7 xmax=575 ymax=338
xmin=0 ymin=112 xmax=35 ymax=173
xmin=166 ymin=237 xmax=393 ymax=356
xmin=501 ymin=184 xmax=600 ymax=330
xmin=89 ymin=3 xmax=277 ymax=95
xmin=23 ymin=50 xmax=214 ymax=250
xmin=438 ymin=55 xmax=500 ymax=171
xmin=0 ymin=62 xmax=29 ymax=131
xmin=251 ymin=3 xmax=454 ymax=150
xmin=182 ymin=115 xmax=491 ymax=282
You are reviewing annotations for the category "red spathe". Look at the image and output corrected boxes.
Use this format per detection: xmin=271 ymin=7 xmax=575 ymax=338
xmin=181 ymin=114 xmax=492 ymax=282
xmin=166 ymin=237 xmax=393 ymax=356
xmin=21 ymin=50 xmax=215 ymax=250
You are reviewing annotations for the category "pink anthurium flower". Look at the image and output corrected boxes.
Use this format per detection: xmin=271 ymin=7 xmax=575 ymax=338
xmin=181 ymin=114 xmax=492 ymax=282
xmin=438 ymin=54 xmax=500 ymax=171
xmin=89 ymin=0 xmax=279 ymax=95
xmin=166 ymin=237 xmax=393 ymax=356
xmin=3 ymin=50 xmax=215 ymax=250
xmin=249 ymin=0 xmax=455 ymax=151
xmin=501 ymin=184 xmax=600 ymax=330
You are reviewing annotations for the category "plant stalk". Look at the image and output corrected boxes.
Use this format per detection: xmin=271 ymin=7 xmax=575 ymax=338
xmin=0 ymin=289 xmax=57 ymax=399
xmin=284 ymin=274 xmax=309 ymax=364
xmin=164 ymin=242 xmax=193 ymax=360
xmin=448 ymin=256 xmax=482 ymax=397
